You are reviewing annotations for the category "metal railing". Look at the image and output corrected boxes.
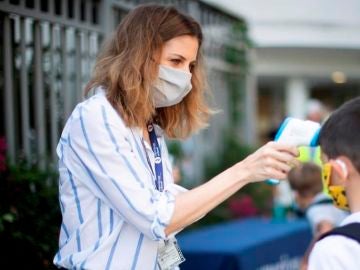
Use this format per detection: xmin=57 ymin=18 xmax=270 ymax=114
xmin=1 ymin=0 xmax=107 ymax=169
xmin=1 ymin=0 xmax=247 ymax=170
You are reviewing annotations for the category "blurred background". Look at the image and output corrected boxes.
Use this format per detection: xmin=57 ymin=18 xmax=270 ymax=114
xmin=0 ymin=0 xmax=359 ymax=269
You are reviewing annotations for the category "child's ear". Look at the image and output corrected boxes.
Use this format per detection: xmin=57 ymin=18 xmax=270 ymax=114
xmin=339 ymin=156 xmax=359 ymax=179
xmin=331 ymin=156 xmax=352 ymax=179
xmin=330 ymin=159 xmax=348 ymax=180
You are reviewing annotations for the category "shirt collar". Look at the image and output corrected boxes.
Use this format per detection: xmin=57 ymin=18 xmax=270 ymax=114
xmin=340 ymin=211 xmax=360 ymax=226
xmin=139 ymin=124 xmax=164 ymax=140
xmin=95 ymin=86 xmax=106 ymax=95
xmin=152 ymin=123 xmax=164 ymax=138
xmin=96 ymin=86 xmax=164 ymax=138
xmin=312 ymin=192 xmax=329 ymax=203
xmin=133 ymin=124 xmax=164 ymax=149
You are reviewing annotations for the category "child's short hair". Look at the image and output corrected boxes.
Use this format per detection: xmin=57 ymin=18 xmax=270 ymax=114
xmin=288 ymin=162 xmax=323 ymax=197
xmin=319 ymin=97 xmax=360 ymax=173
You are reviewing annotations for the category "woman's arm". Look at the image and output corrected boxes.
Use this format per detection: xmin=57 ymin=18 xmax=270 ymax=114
xmin=166 ymin=142 xmax=298 ymax=235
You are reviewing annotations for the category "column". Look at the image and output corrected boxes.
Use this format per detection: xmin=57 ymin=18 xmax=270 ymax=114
xmin=244 ymin=49 xmax=258 ymax=145
xmin=285 ymin=77 xmax=309 ymax=119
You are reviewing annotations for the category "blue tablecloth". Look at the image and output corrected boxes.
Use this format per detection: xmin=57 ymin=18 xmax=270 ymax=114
xmin=177 ymin=217 xmax=312 ymax=270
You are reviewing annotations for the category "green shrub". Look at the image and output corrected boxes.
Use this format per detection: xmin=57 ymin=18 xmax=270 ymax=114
xmin=188 ymin=133 xmax=273 ymax=229
xmin=0 ymin=158 xmax=60 ymax=269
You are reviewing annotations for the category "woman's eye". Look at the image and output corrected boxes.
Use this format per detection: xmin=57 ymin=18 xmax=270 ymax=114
xmin=170 ymin=59 xmax=181 ymax=64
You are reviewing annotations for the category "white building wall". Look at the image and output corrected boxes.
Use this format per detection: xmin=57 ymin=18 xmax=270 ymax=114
xmin=204 ymin=0 xmax=360 ymax=143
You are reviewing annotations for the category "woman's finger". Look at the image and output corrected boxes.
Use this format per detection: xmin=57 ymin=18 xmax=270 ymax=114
xmin=262 ymin=156 xmax=292 ymax=177
xmin=288 ymin=158 xmax=301 ymax=169
xmin=266 ymin=148 xmax=297 ymax=164
xmin=264 ymin=166 xmax=288 ymax=180
xmin=267 ymin=141 xmax=299 ymax=157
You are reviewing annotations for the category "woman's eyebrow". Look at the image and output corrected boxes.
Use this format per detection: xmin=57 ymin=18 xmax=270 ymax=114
xmin=170 ymin=53 xmax=197 ymax=63
xmin=169 ymin=53 xmax=186 ymax=60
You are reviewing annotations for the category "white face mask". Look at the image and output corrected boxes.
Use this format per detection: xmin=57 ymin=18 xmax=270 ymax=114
xmin=153 ymin=65 xmax=192 ymax=108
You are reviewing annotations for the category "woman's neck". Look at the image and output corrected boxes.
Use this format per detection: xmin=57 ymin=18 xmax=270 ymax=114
xmin=142 ymin=126 xmax=151 ymax=145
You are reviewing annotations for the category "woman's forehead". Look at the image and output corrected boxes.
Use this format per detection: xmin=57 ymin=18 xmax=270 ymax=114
xmin=162 ymin=35 xmax=198 ymax=59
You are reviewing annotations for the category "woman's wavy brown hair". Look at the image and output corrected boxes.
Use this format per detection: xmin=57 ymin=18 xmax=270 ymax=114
xmin=85 ymin=4 xmax=212 ymax=139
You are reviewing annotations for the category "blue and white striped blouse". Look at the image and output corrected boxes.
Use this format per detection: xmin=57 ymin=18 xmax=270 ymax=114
xmin=54 ymin=88 xmax=187 ymax=269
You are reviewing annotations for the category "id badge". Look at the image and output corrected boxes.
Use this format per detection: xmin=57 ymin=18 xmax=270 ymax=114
xmin=157 ymin=238 xmax=185 ymax=270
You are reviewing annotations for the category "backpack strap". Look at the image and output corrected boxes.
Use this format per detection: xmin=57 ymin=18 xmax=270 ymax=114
xmin=318 ymin=222 xmax=360 ymax=244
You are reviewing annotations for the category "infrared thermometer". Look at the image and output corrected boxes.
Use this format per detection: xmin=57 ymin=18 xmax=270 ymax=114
xmin=267 ymin=117 xmax=321 ymax=185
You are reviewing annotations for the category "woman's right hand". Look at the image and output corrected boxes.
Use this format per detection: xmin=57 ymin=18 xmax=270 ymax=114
xmin=235 ymin=141 xmax=299 ymax=183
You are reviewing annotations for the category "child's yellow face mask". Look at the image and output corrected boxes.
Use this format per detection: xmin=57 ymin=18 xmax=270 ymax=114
xmin=322 ymin=160 xmax=350 ymax=211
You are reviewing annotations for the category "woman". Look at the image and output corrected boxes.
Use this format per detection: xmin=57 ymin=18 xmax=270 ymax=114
xmin=54 ymin=4 xmax=298 ymax=269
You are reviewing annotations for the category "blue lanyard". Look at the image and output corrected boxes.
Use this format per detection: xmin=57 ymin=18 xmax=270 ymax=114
xmin=145 ymin=123 xmax=164 ymax=192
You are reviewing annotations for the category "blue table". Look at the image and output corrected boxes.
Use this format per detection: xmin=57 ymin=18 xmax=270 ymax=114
xmin=177 ymin=217 xmax=312 ymax=270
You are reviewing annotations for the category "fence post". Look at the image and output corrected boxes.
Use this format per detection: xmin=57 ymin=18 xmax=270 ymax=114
xmin=20 ymin=16 xmax=31 ymax=163
xmin=100 ymin=0 xmax=114 ymax=37
xmin=34 ymin=20 xmax=46 ymax=170
xmin=49 ymin=24 xmax=59 ymax=164
xmin=3 ymin=15 xmax=16 ymax=165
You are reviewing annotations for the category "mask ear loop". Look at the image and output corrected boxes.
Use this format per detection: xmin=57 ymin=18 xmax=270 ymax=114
xmin=329 ymin=159 xmax=348 ymax=181
xmin=335 ymin=159 xmax=348 ymax=179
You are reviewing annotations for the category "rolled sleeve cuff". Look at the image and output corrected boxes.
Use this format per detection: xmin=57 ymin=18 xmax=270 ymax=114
xmin=150 ymin=184 xmax=189 ymax=240
xmin=150 ymin=190 xmax=176 ymax=240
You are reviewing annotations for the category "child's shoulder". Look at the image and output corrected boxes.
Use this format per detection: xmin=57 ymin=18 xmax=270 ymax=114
xmin=309 ymin=232 xmax=359 ymax=269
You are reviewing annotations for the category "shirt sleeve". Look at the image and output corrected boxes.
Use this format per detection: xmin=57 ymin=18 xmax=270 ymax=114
xmin=63 ymin=100 xmax=176 ymax=241
xmin=306 ymin=205 xmax=338 ymax=232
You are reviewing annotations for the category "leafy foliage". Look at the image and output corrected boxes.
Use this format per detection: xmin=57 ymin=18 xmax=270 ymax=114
xmin=187 ymin=133 xmax=273 ymax=229
xmin=0 ymin=156 xmax=60 ymax=269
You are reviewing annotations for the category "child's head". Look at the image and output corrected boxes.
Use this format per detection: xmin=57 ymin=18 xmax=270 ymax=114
xmin=288 ymin=162 xmax=323 ymax=209
xmin=319 ymin=97 xmax=360 ymax=173
xmin=318 ymin=97 xmax=360 ymax=211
